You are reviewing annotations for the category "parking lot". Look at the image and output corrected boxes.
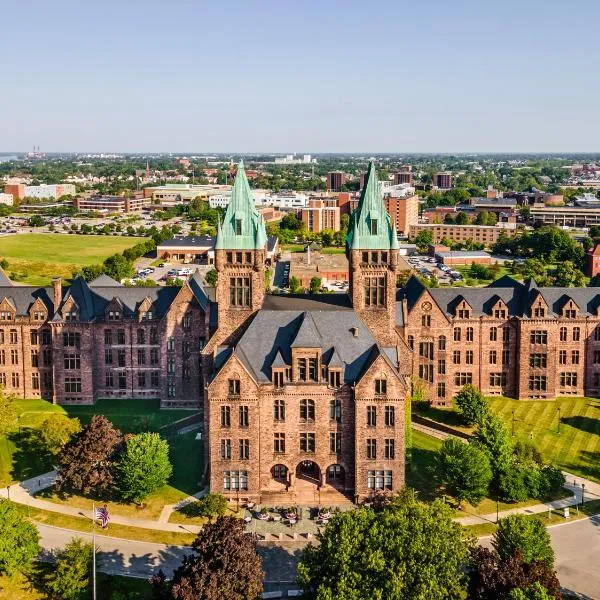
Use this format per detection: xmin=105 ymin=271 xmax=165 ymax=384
xmin=405 ymin=254 xmax=463 ymax=284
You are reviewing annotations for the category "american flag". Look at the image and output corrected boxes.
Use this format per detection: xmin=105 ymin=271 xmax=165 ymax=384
xmin=95 ymin=506 xmax=110 ymax=529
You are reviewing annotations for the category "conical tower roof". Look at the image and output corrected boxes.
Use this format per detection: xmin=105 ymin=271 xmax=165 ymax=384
xmin=215 ymin=160 xmax=267 ymax=250
xmin=346 ymin=161 xmax=396 ymax=250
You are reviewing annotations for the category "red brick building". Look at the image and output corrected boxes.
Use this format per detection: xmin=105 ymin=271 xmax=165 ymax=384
xmin=586 ymin=243 xmax=600 ymax=278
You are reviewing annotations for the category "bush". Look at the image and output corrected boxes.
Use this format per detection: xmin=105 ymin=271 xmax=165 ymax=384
xmin=454 ymin=384 xmax=489 ymax=425
xmin=181 ymin=493 xmax=228 ymax=518
xmin=538 ymin=466 xmax=565 ymax=497
xmin=493 ymin=515 xmax=554 ymax=567
xmin=45 ymin=538 xmax=93 ymax=600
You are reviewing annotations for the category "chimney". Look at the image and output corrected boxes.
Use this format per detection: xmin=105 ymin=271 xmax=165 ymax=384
xmin=350 ymin=327 xmax=359 ymax=338
xmin=52 ymin=277 xmax=62 ymax=313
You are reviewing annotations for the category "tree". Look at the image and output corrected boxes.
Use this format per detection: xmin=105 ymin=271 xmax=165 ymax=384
xmin=469 ymin=547 xmax=561 ymax=600
xmin=204 ymin=268 xmax=217 ymax=286
xmin=181 ymin=493 xmax=228 ymax=519
xmin=289 ymin=276 xmax=302 ymax=293
xmin=455 ymin=211 xmax=469 ymax=224
xmin=28 ymin=215 xmax=45 ymax=227
xmin=414 ymin=229 xmax=433 ymax=250
xmin=103 ymin=253 xmax=135 ymax=281
xmin=470 ymin=263 xmax=494 ymax=280
xmin=56 ymin=415 xmax=123 ymax=495
xmin=77 ymin=264 xmax=104 ymax=282
xmin=493 ymin=515 xmax=554 ymax=567
xmin=280 ymin=213 xmax=300 ymax=230
xmin=0 ymin=500 xmax=40 ymax=576
xmin=454 ymin=384 xmax=489 ymax=425
xmin=116 ymin=432 xmax=172 ymax=504
xmin=553 ymin=261 xmax=585 ymax=287
xmin=309 ymin=276 xmax=322 ymax=294
xmin=298 ymin=489 xmax=472 ymax=599
xmin=0 ymin=388 xmax=18 ymax=436
xmin=320 ymin=229 xmax=334 ymax=247
xmin=45 ymin=538 xmax=93 ymax=600
xmin=39 ymin=413 xmax=82 ymax=455
xmin=165 ymin=517 xmax=263 ymax=600
xmin=436 ymin=438 xmax=492 ymax=505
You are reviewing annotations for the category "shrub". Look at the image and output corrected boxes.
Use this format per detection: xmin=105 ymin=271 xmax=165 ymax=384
xmin=181 ymin=493 xmax=228 ymax=518
xmin=455 ymin=384 xmax=489 ymax=426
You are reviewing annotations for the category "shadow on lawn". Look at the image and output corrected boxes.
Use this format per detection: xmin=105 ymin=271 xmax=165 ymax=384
xmin=561 ymin=415 xmax=600 ymax=437
xmin=415 ymin=405 xmax=465 ymax=429
xmin=406 ymin=447 xmax=439 ymax=502
xmin=9 ymin=428 xmax=55 ymax=482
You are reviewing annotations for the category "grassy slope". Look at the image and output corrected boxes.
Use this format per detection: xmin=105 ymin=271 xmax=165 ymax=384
xmin=0 ymin=233 xmax=144 ymax=285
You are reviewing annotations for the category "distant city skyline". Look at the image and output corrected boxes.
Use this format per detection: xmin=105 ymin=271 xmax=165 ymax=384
xmin=1 ymin=0 xmax=599 ymax=153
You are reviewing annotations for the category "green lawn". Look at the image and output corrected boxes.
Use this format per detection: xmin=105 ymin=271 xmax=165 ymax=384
xmin=417 ymin=397 xmax=600 ymax=483
xmin=0 ymin=233 xmax=145 ymax=285
xmin=407 ymin=429 xmax=442 ymax=501
xmin=1 ymin=398 xmax=200 ymax=490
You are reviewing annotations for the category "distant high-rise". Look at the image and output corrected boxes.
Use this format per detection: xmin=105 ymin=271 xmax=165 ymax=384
xmin=434 ymin=171 xmax=453 ymax=189
xmin=327 ymin=171 xmax=345 ymax=191
xmin=394 ymin=171 xmax=413 ymax=185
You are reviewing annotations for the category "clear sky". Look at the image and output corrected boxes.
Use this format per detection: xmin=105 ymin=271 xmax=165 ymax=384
xmin=1 ymin=0 xmax=599 ymax=153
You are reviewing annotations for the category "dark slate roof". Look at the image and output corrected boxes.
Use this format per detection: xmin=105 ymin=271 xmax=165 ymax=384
xmin=469 ymin=197 xmax=517 ymax=207
xmin=158 ymin=235 xmax=215 ymax=248
xmin=0 ymin=286 xmax=54 ymax=315
xmin=235 ymin=308 xmax=396 ymax=384
xmin=89 ymin=274 xmax=123 ymax=287
xmin=189 ymin=272 xmax=210 ymax=311
xmin=290 ymin=312 xmax=322 ymax=348
xmin=428 ymin=287 xmax=522 ymax=317
xmin=0 ymin=268 xmax=12 ymax=286
xmin=271 ymin=350 xmax=288 ymax=368
xmin=267 ymin=236 xmax=278 ymax=252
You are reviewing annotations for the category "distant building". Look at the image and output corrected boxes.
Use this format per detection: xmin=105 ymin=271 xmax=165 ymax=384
xmin=586 ymin=243 xmax=600 ymax=278
xmin=409 ymin=222 xmax=518 ymax=246
xmin=301 ymin=198 xmax=340 ymax=233
xmin=530 ymin=205 xmax=600 ymax=227
xmin=4 ymin=183 xmax=76 ymax=201
xmin=145 ymin=184 xmax=230 ymax=206
xmin=435 ymin=250 xmax=492 ymax=265
xmin=73 ymin=195 xmax=150 ymax=214
xmin=327 ymin=171 xmax=345 ymax=191
xmin=434 ymin=172 xmax=452 ymax=189
xmin=394 ymin=171 xmax=413 ymax=185
xmin=0 ymin=193 xmax=13 ymax=205
xmin=384 ymin=196 xmax=419 ymax=237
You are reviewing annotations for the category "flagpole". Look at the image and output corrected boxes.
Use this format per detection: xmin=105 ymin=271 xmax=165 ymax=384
xmin=92 ymin=501 xmax=96 ymax=600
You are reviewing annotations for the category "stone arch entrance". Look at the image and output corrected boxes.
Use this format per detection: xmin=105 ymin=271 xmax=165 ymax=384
xmin=296 ymin=460 xmax=321 ymax=487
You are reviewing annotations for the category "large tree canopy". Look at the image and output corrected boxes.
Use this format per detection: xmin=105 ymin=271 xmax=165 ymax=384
xmin=0 ymin=500 xmax=40 ymax=576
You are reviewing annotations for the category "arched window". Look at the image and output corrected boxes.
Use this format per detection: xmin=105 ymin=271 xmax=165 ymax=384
xmin=407 ymin=335 xmax=414 ymax=350
xmin=438 ymin=335 xmax=446 ymax=351
xmin=466 ymin=327 xmax=474 ymax=342
xmin=300 ymin=399 xmax=315 ymax=422
xmin=559 ymin=327 xmax=567 ymax=342
xmin=454 ymin=327 xmax=461 ymax=342
xmin=271 ymin=464 xmax=288 ymax=480
xmin=274 ymin=399 xmax=285 ymax=422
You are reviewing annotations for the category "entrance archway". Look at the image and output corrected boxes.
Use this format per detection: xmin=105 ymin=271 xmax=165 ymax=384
xmin=296 ymin=460 xmax=321 ymax=486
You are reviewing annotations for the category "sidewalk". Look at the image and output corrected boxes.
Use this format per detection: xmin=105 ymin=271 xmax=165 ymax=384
xmin=2 ymin=469 xmax=600 ymax=536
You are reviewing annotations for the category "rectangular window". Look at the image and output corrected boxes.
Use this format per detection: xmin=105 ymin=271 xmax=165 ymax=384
xmin=43 ymin=348 xmax=52 ymax=366
xmin=300 ymin=433 xmax=316 ymax=453
xmin=137 ymin=371 xmax=146 ymax=388
xmin=105 ymin=371 xmax=114 ymax=388
xmin=384 ymin=405 xmax=395 ymax=426
xmin=330 ymin=399 xmax=342 ymax=423
xmin=137 ymin=348 xmax=146 ymax=365
xmin=364 ymin=276 xmax=386 ymax=307
xmin=418 ymin=363 xmax=433 ymax=382
xmin=437 ymin=382 xmax=446 ymax=398
xmin=529 ymin=353 xmax=547 ymax=368
xmin=528 ymin=375 xmax=547 ymax=391
xmin=503 ymin=327 xmax=510 ymax=343
xmin=62 ymin=332 xmax=80 ymax=347
xmin=117 ymin=329 xmax=125 ymax=344
xmin=454 ymin=373 xmax=473 ymax=386
xmin=329 ymin=432 xmax=341 ymax=454
xmin=367 ymin=405 xmax=377 ymax=427
xmin=419 ymin=341 xmax=434 ymax=359
xmin=230 ymin=277 xmax=251 ymax=307
xmin=64 ymin=377 xmax=82 ymax=393
xmin=274 ymin=399 xmax=285 ymax=421
xmin=530 ymin=330 xmax=547 ymax=345
xmin=30 ymin=330 xmax=39 ymax=345
xmin=375 ymin=378 xmax=387 ymax=395
xmin=489 ymin=372 xmax=507 ymax=387
xmin=489 ymin=327 xmax=497 ymax=342
xmin=454 ymin=327 xmax=461 ymax=342
xmin=366 ymin=438 xmax=377 ymax=460
xmin=223 ymin=470 xmax=248 ymax=491
xmin=573 ymin=327 xmax=580 ymax=342
xmin=104 ymin=349 xmax=113 ymax=365
xmin=273 ymin=370 xmax=284 ymax=389
xmin=594 ymin=327 xmax=600 ymax=342
xmin=297 ymin=358 xmax=307 ymax=381
xmin=502 ymin=348 xmax=510 ymax=366
xmin=118 ymin=372 xmax=127 ymax=389
xmin=421 ymin=315 xmax=431 ymax=327
xmin=151 ymin=371 xmax=159 ymax=387
xmin=367 ymin=470 xmax=392 ymax=490
xmin=31 ymin=373 xmax=40 ymax=390
xmin=104 ymin=329 xmax=112 ymax=345
xmin=183 ymin=314 xmax=192 ymax=330
xmin=438 ymin=358 xmax=446 ymax=374
xmin=572 ymin=350 xmax=580 ymax=365
xmin=329 ymin=370 xmax=341 ymax=388
xmin=453 ymin=350 xmax=461 ymax=365
xmin=221 ymin=439 xmax=232 ymax=460
xmin=466 ymin=327 xmax=474 ymax=342
xmin=560 ymin=372 xmax=578 ymax=387
xmin=150 ymin=328 xmax=158 ymax=344
xmin=63 ymin=354 xmax=80 ymax=370
xmin=228 ymin=379 xmax=240 ymax=396
xmin=12 ymin=372 xmax=20 ymax=387
xmin=384 ymin=439 xmax=395 ymax=459
xmin=239 ymin=405 xmax=249 ymax=428
xmin=559 ymin=327 xmax=567 ymax=342
xmin=239 ymin=439 xmax=250 ymax=460
xmin=137 ymin=329 xmax=145 ymax=344
xmin=117 ymin=349 xmax=126 ymax=367
xmin=593 ymin=350 xmax=600 ymax=364
xmin=308 ymin=358 xmax=318 ymax=381
xmin=220 ymin=406 xmax=231 ymax=428
xmin=274 ymin=433 xmax=286 ymax=453
xmin=9 ymin=330 xmax=17 ymax=344
xmin=465 ymin=350 xmax=474 ymax=365
xmin=31 ymin=350 xmax=39 ymax=367
xmin=150 ymin=348 xmax=159 ymax=365
xmin=489 ymin=350 xmax=497 ymax=364
xmin=559 ymin=350 xmax=567 ymax=365
xmin=41 ymin=329 xmax=51 ymax=345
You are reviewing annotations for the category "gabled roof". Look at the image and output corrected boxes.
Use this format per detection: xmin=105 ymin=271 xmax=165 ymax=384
xmin=234 ymin=308 xmax=396 ymax=384
xmin=346 ymin=161 xmax=397 ymax=250
xmin=215 ymin=161 xmax=267 ymax=251
xmin=0 ymin=286 xmax=54 ymax=316
xmin=290 ymin=312 xmax=322 ymax=348
xmin=326 ymin=347 xmax=344 ymax=368
xmin=271 ymin=350 xmax=288 ymax=369
xmin=0 ymin=268 xmax=12 ymax=286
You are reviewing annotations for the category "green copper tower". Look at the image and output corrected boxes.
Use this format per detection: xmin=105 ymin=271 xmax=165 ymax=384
xmin=346 ymin=161 xmax=398 ymax=250
xmin=215 ymin=160 xmax=267 ymax=250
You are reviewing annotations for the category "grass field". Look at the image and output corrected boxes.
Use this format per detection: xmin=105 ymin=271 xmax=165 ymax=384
xmin=0 ymin=233 xmax=144 ymax=285
xmin=417 ymin=396 xmax=600 ymax=483
xmin=1 ymin=398 xmax=200 ymax=491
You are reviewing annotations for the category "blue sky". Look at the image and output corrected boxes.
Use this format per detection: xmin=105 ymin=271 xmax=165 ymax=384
xmin=1 ymin=0 xmax=599 ymax=152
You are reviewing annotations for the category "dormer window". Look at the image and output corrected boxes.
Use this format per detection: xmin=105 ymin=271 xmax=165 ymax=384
xmin=228 ymin=378 xmax=240 ymax=397
xmin=273 ymin=370 xmax=284 ymax=389
xmin=457 ymin=309 xmax=470 ymax=319
xmin=564 ymin=309 xmax=576 ymax=318
xmin=143 ymin=311 xmax=153 ymax=320
xmin=0 ymin=311 xmax=13 ymax=321
xmin=328 ymin=369 xmax=341 ymax=389
xmin=108 ymin=310 xmax=120 ymax=321
xmin=235 ymin=218 xmax=242 ymax=235
xmin=297 ymin=357 xmax=318 ymax=382
xmin=33 ymin=311 xmax=46 ymax=321
xmin=533 ymin=304 xmax=545 ymax=318
xmin=494 ymin=309 xmax=506 ymax=319
xmin=370 ymin=218 xmax=378 ymax=235
xmin=65 ymin=311 xmax=78 ymax=322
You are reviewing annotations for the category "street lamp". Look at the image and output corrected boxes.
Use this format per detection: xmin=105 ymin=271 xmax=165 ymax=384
xmin=582 ymin=483 xmax=586 ymax=505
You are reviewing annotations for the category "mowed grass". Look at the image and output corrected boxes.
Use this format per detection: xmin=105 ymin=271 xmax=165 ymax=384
xmin=0 ymin=233 xmax=144 ymax=285
xmin=489 ymin=397 xmax=600 ymax=483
